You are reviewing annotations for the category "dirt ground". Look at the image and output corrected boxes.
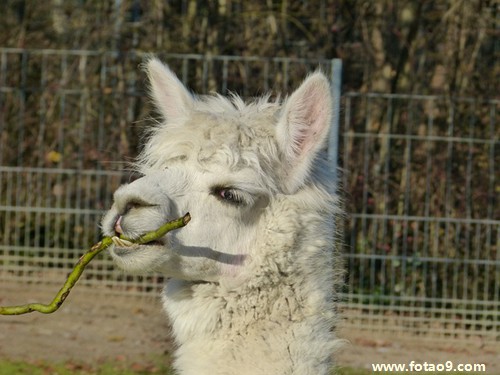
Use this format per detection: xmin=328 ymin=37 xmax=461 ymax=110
xmin=1 ymin=282 xmax=498 ymax=373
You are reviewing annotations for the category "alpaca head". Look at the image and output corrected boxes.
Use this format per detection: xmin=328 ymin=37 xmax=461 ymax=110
xmin=101 ymin=58 xmax=333 ymax=284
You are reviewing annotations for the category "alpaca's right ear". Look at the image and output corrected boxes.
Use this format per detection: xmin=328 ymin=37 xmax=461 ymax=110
xmin=144 ymin=58 xmax=193 ymax=122
xmin=276 ymin=72 xmax=332 ymax=193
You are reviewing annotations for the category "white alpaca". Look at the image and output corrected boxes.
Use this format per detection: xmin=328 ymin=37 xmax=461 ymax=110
xmin=102 ymin=58 xmax=343 ymax=375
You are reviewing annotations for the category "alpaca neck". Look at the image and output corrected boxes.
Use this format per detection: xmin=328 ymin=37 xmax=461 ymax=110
xmin=163 ymin=279 xmax=335 ymax=375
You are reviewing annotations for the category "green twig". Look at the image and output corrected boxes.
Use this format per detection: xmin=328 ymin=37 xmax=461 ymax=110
xmin=0 ymin=213 xmax=191 ymax=315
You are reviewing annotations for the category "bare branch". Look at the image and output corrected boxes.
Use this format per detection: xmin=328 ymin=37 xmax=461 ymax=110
xmin=0 ymin=213 xmax=191 ymax=315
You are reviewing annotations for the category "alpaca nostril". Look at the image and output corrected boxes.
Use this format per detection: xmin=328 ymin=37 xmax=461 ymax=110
xmin=114 ymin=216 xmax=124 ymax=235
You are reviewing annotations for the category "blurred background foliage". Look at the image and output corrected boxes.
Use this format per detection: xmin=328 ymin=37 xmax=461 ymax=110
xmin=0 ymin=0 xmax=497 ymax=96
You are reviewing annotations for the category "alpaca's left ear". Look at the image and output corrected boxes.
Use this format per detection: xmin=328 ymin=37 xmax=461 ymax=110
xmin=276 ymin=72 xmax=332 ymax=193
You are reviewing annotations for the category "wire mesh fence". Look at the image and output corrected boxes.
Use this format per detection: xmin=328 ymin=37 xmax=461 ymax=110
xmin=0 ymin=48 xmax=498 ymax=343
xmin=340 ymin=93 xmax=499 ymax=341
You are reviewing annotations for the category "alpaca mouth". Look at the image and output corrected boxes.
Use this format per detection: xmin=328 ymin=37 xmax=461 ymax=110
xmin=111 ymin=236 xmax=164 ymax=248
xmin=110 ymin=237 xmax=165 ymax=258
xmin=111 ymin=236 xmax=134 ymax=247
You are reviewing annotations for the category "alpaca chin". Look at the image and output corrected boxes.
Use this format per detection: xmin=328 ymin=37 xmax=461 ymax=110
xmin=108 ymin=243 xmax=167 ymax=274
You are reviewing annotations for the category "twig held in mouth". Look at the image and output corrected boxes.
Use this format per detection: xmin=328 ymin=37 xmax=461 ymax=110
xmin=0 ymin=213 xmax=191 ymax=315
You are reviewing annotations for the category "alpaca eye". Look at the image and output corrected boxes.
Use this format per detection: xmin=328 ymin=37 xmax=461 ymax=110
xmin=220 ymin=189 xmax=241 ymax=204
xmin=212 ymin=187 xmax=244 ymax=205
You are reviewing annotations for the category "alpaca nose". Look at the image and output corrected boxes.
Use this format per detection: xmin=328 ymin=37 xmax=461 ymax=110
xmin=114 ymin=216 xmax=124 ymax=234
xmin=113 ymin=197 xmax=154 ymax=235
